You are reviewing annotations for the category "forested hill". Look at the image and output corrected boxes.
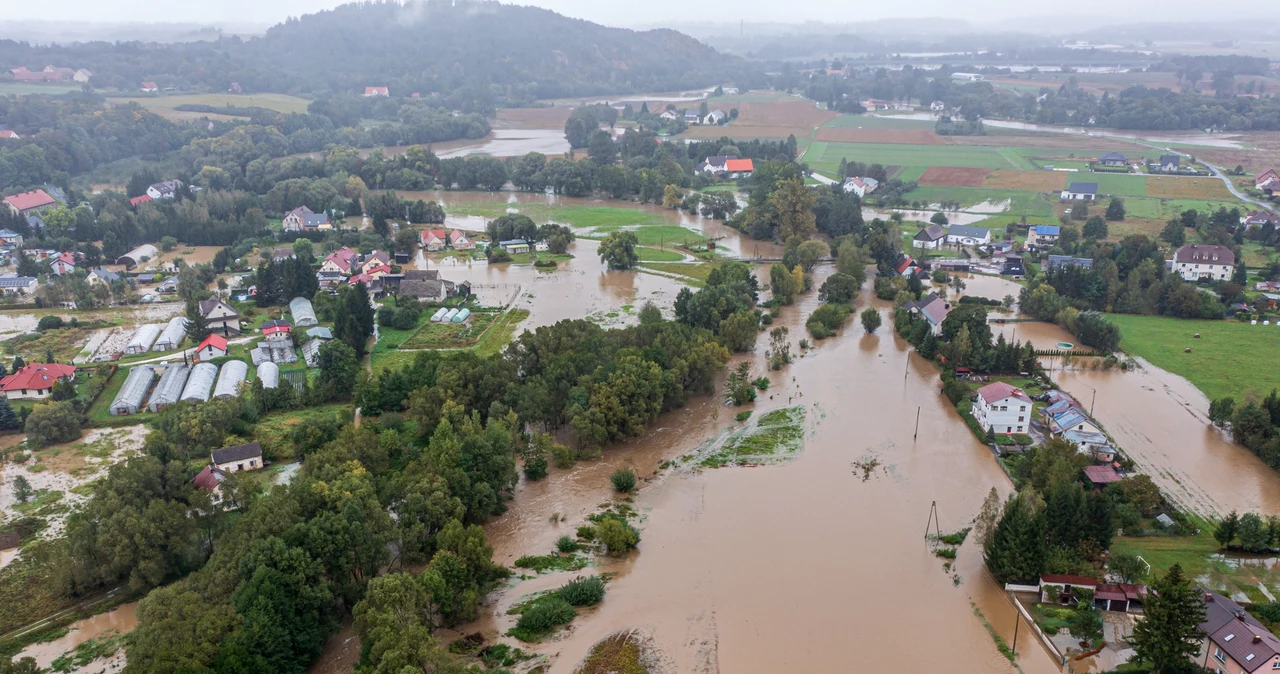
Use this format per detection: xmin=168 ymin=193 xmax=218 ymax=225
xmin=0 ymin=0 xmax=749 ymax=107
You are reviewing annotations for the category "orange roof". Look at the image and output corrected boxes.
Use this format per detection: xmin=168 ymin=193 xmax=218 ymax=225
xmin=725 ymin=158 xmax=754 ymax=172
xmin=196 ymin=334 xmax=228 ymax=354
xmin=130 ymin=194 xmax=152 ymax=206
xmin=3 ymin=189 xmax=55 ymax=212
xmin=0 ymin=363 xmax=75 ymax=392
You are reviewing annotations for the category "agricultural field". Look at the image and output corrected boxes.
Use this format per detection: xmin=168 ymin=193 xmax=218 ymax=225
xmin=679 ymin=98 xmax=837 ymax=140
xmin=103 ymin=93 xmax=313 ymax=120
xmin=0 ymin=82 xmax=84 ymax=95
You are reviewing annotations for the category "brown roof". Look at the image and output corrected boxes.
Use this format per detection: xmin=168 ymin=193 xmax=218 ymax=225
xmin=198 ymin=297 xmax=238 ymax=317
xmin=1173 ymin=244 xmax=1235 ymax=266
xmin=1083 ymin=465 xmax=1121 ymax=484
xmin=1210 ymin=618 xmax=1280 ymax=672
xmin=977 ymin=382 xmax=1031 ymax=405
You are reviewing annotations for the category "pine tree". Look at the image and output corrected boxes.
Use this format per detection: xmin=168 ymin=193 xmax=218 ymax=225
xmin=983 ymin=493 xmax=1046 ymax=585
xmin=1131 ymin=564 xmax=1206 ymax=672
xmin=1085 ymin=490 xmax=1115 ymax=549
xmin=1044 ymin=480 xmax=1086 ymax=550
xmin=0 ymin=397 xmax=20 ymax=431
xmin=919 ymin=331 xmax=938 ymax=359
xmin=185 ymin=301 xmax=212 ymax=343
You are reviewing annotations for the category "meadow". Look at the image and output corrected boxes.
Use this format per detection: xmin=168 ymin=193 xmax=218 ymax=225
xmin=1107 ymin=314 xmax=1280 ymax=401
xmin=104 ymin=92 xmax=313 ymax=118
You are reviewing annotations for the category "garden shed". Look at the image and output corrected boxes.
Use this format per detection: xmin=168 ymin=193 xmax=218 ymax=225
xmin=257 ymin=362 xmax=279 ymax=389
xmin=290 ymin=296 xmax=318 ymax=327
xmin=180 ymin=362 xmax=218 ymax=402
xmin=152 ymin=316 xmax=189 ymax=351
xmin=147 ymin=364 xmax=190 ymax=412
xmin=213 ymin=360 xmax=249 ymax=399
xmin=110 ymin=366 xmax=155 ymax=415
xmin=125 ymin=324 xmax=163 ymax=354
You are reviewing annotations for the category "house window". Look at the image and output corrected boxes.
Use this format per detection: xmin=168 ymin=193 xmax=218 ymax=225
xmin=250 ymin=460 xmax=257 ymax=467
xmin=1006 ymin=427 xmax=1012 ymax=433
xmin=236 ymin=463 xmax=244 ymax=471
xmin=1215 ymin=648 xmax=1227 ymax=664
xmin=1018 ymin=417 xmax=1025 ymax=422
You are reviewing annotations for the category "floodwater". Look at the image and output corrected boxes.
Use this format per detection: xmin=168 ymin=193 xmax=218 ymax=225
xmin=867 ymin=201 xmax=1012 ymax=225
xmin=17 ymin=601 xmax=138 ymax=669
xmin=867 ymin=112 xmax=1245 ymax=149
xmin=433 ymin=128 xmax=570 ymax=159
xmin=0 ymin=313 xmax=38 ymax=338
xmin=0 ymin=546 xmax=17 ymax=570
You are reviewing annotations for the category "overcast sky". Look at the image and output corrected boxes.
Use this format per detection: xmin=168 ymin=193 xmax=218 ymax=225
xmin=0 ymin=0 xmax=1260 ymax=30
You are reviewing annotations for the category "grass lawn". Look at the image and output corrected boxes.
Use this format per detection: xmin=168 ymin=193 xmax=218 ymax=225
xmin=84 ymin=367 xmax=141 ymax=428
xmin=805 ymin=141 xmax=1027 ymax=171
xmin=634 ymin=246 xmax=686 ymax=262
xmin=370 ymin=308 xmax=530 ymax=371
xmin=401 ymin=312 xmax=501 ymax=349
xmin=905 ymin=186 xmax=1056 ymax=218
xmin=253 ymin=404 xmax=351 ymax=457
xmin=445 ymin=203 xmax=665 ymax=229
xmin=1107 ymin=314 xmax=1280 ymax=401
xmin=0 ymin=82 xmax=83 ymax=95
xmin=1089 ymin=173 xmax=1149 ymax=197
xmin=1109 ymin=525 xmax=1219 ymax=580
xmin=637 ymin=261 xmax=721 ymax=283
xmin=582 ymin=224 xmax=709 ymax=248
xmin=105 ymin=92 xmax=312 ymax=115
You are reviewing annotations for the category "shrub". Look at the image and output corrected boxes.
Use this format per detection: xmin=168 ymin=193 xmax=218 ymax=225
xmin=934 ymin=547 xmax=957 ymax=559
xmin=610 ymin=468 xmax=637 ymax=493
xmin=806 ymin=303 xmax=851 ymax=338
xmin=596 ymin=517 xmax=640 ymax=555
xmin=556 ymin=575 xmax=606 ymax=606
xmin=523 ymin=455 xmax=548 ymax=480
xmin=36 ymin=315 xmax=65 ymax=331
xmin=734 ymin=410 xmax=752 ymax=422
xmin=576 ymin=525 xmax=596 ymax=541
xmin=556 ymin=536 xmax=579 ymax=553
xmin=512 ymin=597 xmax=576 ymax=638
xmin=860 ymin=307 xmax=882 ymax=334
xmin=752 ymin=377 xmax=770 ymax=390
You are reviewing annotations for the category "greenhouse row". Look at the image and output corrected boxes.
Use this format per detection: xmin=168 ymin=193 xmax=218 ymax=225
xmin=125 ymin=324 xmax=163 ymax=354
xmin=153 ymin=317 xmax=189 ymax=352
xmin=109 ymin=360 xmax=257 ymax=415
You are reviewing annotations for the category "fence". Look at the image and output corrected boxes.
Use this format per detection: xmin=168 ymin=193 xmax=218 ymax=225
xmin=1035 ymin=349 xmax=1108 ymax=358
xmin=999 ymin=581 xmax=1069 ymax=668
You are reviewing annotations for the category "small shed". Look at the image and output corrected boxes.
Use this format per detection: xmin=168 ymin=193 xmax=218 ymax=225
xmin=125 ymin=324 xmax=163 ymax=354
xmin=306 ymin=326 xmax=332 ymax=340
xmin=257 ymin=362 xmax=280 ymax=389
xmin=452 ymin=308 xmax=471 ymax=323
xmin=109 ymin=366 xmax=155 ymax=415
xmin=152 ymin=316 xmax=188 ymax=351
xmin=290 ymin=296 xmax=318 ymax=327
xmin=180 ymin=362 xmax=218 ymax=402
xmin=213 ymin=360 xmax=249 ymax=399
xmin=147 ymin=363 xmax=190 ymax=412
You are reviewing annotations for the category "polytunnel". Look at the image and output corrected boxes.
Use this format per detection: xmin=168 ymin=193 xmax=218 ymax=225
xmin=125 ymin=324 xmax=163 ymax=354
xmin=431 ymin=307 xmax=448 ymax=322
xmin=110 ymin=366 xmax=155 ymax=415
xmin=152 ymin=317 xmax=189 ymax=351
xmin=213 ymin=360 xmax=249 ymax=400
xmin=442 ymin=308 xmax=459 ymax=322
xmin=257 ymin=362 xmax=280 ymax=389
xmin=452 ymin=308 xmax=471 ymax=323
xmin=180 ymin=362 xmax=218 ymax=402
xmin=147 ymin=363 xmax=190 ymax=412
xmin=289 ymin=296 xmax=318 ymax=327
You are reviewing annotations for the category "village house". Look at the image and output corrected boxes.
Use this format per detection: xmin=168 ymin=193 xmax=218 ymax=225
xmin=696 ymin=155 xmax=735 ymax=175
xmin=894 ymin=255 xmax=915 ymax=277
xmin=1242 ymin=211 xmax=1279 ymax=229
xmin=1169 ymin=244 xmax=1234 ymax=282
xmin=199 ymin=296 xmax=242 ymax=335
xmin=3 ymin=189 xmax=56 ymax=217
xmin=1026 ymin=225 xmax=1060 ymax=250
xmin=87 ymin=267 xmax=119 ymax=286
xmin=0 ymin=276 xmax=38 ymax=295
xmin=449 ymin=230 xmax=475 ymax=250
xmin=0 ymin=229 xmax=24 ymax=249
xmin=261 ymin=319 xmax=292 ymax=342
xmin=902 ymin=293 xmax=951 ymax=336
xmin=973 ymin=381 xmax=1033 ymax=435
xmin=194 ymin=334 xmax=228 ymax=361
xmin=1046 ymin=255 xmax=1094 ymax=271
xmin=0 ymin=130 xmax=19 ymax=140
xmin=1151 ymin=155 xmax=1181 ymax=173
xmin=946 ymin=225 xmax=992 ymax=247
xmin=1061 ymin=182 xmax=1099 ymax=200
xmin=1256 ymin=168 xmax=1279 ymax=194
xmin=1062 ymin=428 xmax=1116 ymax=463
xmin=421 ymin=229 xmax=448 ymax=251
xmin=1048 ymin=405 xmax=1102 ymax=435
xmin=211 ymin=441 xmax=264 ymax=473
xmin=500 ymin=239 xmax=530 ymax=254
xmin=912 ymin=224 xmax=946 ymax=250
xmin=703 ymin=109 xmax=726 ymax=125
xmin=146 ymin=180 xmax=183 ymax=200
xmin=361 ymin=250 xmax=391 ymax=274
xmin=1198 ymin=590 xmax=1280 ymax=674
xmin=1097 ymin=152 xmax=1128 ymax=167
xmin=48 ymin=252 xmax=76 ymax=275
xmin=1083 ymin=464 xmax=1122 ymax=488
xmin=320 ymin=247 xmax=358 ymax=274
xmin=724 ymin=158 xmax=754 ymax=178
xmin=0 ymin=363 xmax=76 ymax=400
xmin=659 ymin=109 xmax=679 ymax=121
xmin=282 ymin=205 xmax=331 ymax=231
xmin=140 ymin=81 xmax=158 ymax=92
xmin=842 ymin=176 xmax=880 ymax=198
xmin=364 ymin=86 xmax=390 ymax=97
xmin=397 ymin=269 xmax=456 ymax=302
xmin=683 ymin=110 xmax=701 ymax=124
xmin=930 ymin=100 xmax=946 ymax=112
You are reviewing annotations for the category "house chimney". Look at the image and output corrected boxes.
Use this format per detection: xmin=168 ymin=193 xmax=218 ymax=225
xmin=1205 ymin=594 xmax=1214 ymax=602
xmin=1254 ymin=634 xmax=1263 ymax=644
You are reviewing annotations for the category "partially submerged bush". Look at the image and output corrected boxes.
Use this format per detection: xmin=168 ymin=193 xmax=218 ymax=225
xmin=610 ymin=468 xmax=637 ymax=493
xmin=557 ymin=575 xmax=605 ymax=606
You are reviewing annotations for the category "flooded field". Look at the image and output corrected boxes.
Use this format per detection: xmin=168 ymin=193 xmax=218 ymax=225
xmin=433 ymin=128 xmax=570 ymax=159
xmin=17 ymin=602 xmax=137 ymax=669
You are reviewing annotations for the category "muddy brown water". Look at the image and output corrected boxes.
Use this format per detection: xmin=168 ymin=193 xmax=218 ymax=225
xmin=17 ymin=602 xmax=137 ymax=669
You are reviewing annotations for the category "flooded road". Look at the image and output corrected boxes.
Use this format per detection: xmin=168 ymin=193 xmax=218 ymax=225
xmin=17 ymin=601 xmax=137 ymax=669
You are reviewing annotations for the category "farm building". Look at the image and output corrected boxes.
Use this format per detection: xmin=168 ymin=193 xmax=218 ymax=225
xmin=153 ymin=317 xmax=189 ymax=351
xmin=125 ymin=324 xmax=163 ymax=354
xmin=110 ymin=366 xmax=156 ymax=416
xmin=257 ymin=362 xmax=280 ymax=389
xmin=180 ymin=363 xmax=218 ymax=402
xmin=213 ymin=360 xmax=249 ymax=399
xmin=116 ymin=244 xmax=159 ymax=268
xmin=453 ymin=308 xmax=471 ymax=322
xmin=290 ymin=296 xmax=318 ymax=326
xmin=147 ymin=364 xmax=190 ymax=412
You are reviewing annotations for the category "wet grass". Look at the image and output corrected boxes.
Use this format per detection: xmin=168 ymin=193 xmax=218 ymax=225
xmin=699 ymin=406 xmax=806 ymax=468
xmin=49 ymin=630 xmax=128 ymax=673
xmin=634 ymin=246 xmax=686 ymax=262
xmin=582 ymin=224 xmax=709 ymax=248
xmin=512 ymin=553 xmax=589 ymax=574
xmin=638 ymin=261 xmax=721 ymax=283
xmin=573 ymin=632 xmax=648 ymax=674
xmin=399 ymin=311 xmax=500 ymax=349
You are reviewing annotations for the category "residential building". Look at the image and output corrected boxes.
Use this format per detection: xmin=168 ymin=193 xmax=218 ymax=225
xmin=211 ymin=442 xmax=264 ymax=473
xmin=399 ymin=269 xmax=454 ymax=302
xmin=1049 ymin=407 xmax=1102 ymax=435
xmin=449 ymin=230 xmax=475 ymax=250
xmin=361 ymin=251 xmax=391 ymax=274
xmin=1242 ymin=211 xmax=1279 ymax=229
xmin=1152 ymin=155 xmax=1180 ymax=173
xmin=1198 ymin=590 xmax=1280 ymax=674
xmin=1169 ymin=244 xmax=1235 ymax=282
xmin=1098 ymin=152 xmax=1128 ymax=167
xmin=0 ymin=363 xmax=76 ymax=400
xmin=1256 ymin=168 xmax=1279 ymax=194
xmin=1026 ymin=225 xmax=1061 ymax=249
xmin=0 ymin=229 xmax=23 ymax=248
xmin=421 ymin=229 xmax=448 ymax=251
xmin=0 ymin=276 xmax=38 ymax=295
xmin=198 ymin=296 xmax=242 ymax=335
xmin=282 ymin=205 xmax=330 ymax=231
xmin=894 ymin=256 xmax=915 ymax=277
xmin=659 ymin=109 xmax=679 ymax=121
xmin=0 ymin=130 xmax=18 ymax=140
xmin=1061 ymin=182 xmax=1099 ymax=200
xmin=129 ymin=194 xmax=152 ymax=207
xmin=49 ymin=252 xmax=76 ymax=275
xmin=194 ymin=334 xmax=228 ymax=361
xmin=902 ymin=293 xmax=951 ymax=336
xmin=73 ymin=69 xmax=92 ymax=83
xmin=696 ymin=155 xmax=735 ymax=175
xmin=930 ymin=100 xmax=946 ymax=112
xmin=140 ymin=81 xmax=158 ymax=92
xmin=945 ymin=225 xmax=992 ymax=247
xmin=364 ymin=86 xmax=390 ymax=97
xmin=703 ymin=109 xmax=726 ymax=125
xmin=973 ymin=382 xmax=1033 ymax=435
xmin=1046 ymin=255 xmax=1093 ymax=272
xmin=913 ymin=224 xmax=946 ymax=250
xmin=1083 ymin=465 xmax=1121 ymax=488
xmin=261 ymin=319 xmax=292 ymax=341
xmin=146 ymin=180 xmax=183 ymax=200
xmin=499 ymin=239 xmax=530 ymax=254
xmin=842 ymin=176 xmax=880 ymax=197
xmin=683 ymin=110 xmax=701 ymax=124
xmin=724 ymin=158 xmax=754 ymax=178
xmin=3 ymin=189 xmax=56 ymax=216
xmin=1038 ymin=574 xmax=1098 ymax=605
xmin=1062 ymin=429 xmax=1116 ymax=463
xmin=1093 ymin=584 xmax=1147 ymax=613
xmin=951 ymin=73 xmax=984 ymax=82
xmin=320 ymin=247 xmax=358 ymax=274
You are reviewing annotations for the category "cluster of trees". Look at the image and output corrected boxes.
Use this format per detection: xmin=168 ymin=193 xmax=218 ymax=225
xmin=252 ymin=256 xmax=319 ymax=307
xmin=617 ymin=101 xmax=688 ymax=136
xmin=1209 ymin=390 xmax=1280 ymax=471
xmin=673 ymin=261 xmax=761 ymax=353
xmin=1213 ymin=510 xmax=1280 ymax=553
xmin=1019 ymin=281 xmax=1124 ymax=352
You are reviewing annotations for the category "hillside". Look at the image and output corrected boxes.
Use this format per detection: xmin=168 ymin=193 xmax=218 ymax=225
xmin=0 ymin=1 xmax=750 ymax=105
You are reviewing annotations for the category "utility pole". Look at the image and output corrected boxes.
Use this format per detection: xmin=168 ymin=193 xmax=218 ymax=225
xmin=1090 ymin=388 xmax=1096 ymax=416
xmin=923 ymin=501 xmax=941 ymax=540
xmin=1011 ymin=607 xmax=1020 ymax=655
xmin=913 ymin=406 xmax=921 ymax=440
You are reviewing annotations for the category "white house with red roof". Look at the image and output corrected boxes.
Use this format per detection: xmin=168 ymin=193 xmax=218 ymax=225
xmin=0 ymin=363 xmax=76 ymax=400
xmin=141 ymin=81 xmax=158 ymax=92
xmin=3 ymin=189 xmax=56 ymax=216
xmin=843 ymin=176 xmax=880 ymax=198
xmin=724 ymin=158 xmax=754 ymax=178
xmin=973 ymin=381 xmax=1033 ymax=435
xmin=261 ymin=319 xmax=292 ymax=342
xmin=360 ymin=250 xmax=391 ymax=274
xmin=320 ymin=247 xmax=358 ymax=274
xmin=449 ymin=230 xmax=476 ymax=250
xmin=49 ymin=252 xmax=77 ymax=275
xmin=194 ymin=334 xmax=228 ymax=361
xmin=0 ymin=130 xmax=18 ymax=140
xmin=364 ymin=86 xmax=389 ymax=97
xmin=421 ymin=229 xmax=448 ymax=251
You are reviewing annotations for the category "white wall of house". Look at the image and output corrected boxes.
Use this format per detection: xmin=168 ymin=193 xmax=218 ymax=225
xmin=4 ymin=387 xmax=51 ymax=400
xmin=1172 ymin=262 xmax=1231 ymax=282
xmin=974 ymin=395 xmax=1031 ymax=434
xmin=196 ymin=345 xmax=227 ymax=361
xmin=214 ymin=457 xmax=261 ymax=473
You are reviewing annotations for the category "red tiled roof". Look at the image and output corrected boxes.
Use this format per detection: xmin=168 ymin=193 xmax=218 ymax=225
xmin=364 ymin=86 xmax=388 ymax=95
xmin=725 ymin=158 xmax=754 ymax=172
xmin=1095 ymin=585 xmax=1127 ymax=602
xmin=422 ymin=229 xmax=446 ymax=240
xmin=3 ymin=189 xmax=55 ymax=212
xmin=449 ymin=230 xmax=470 ymax=243
xmin=364 ymin=264 xmax=392 ymax=276
xmin=1083 ymin=465 xmax=1121 ymax=484
xmin=349 ymin=273 xmax=372 ymax=284
xmin=1040 ymin=574 xmax=1098 ymax=586
xmin=0 ymin=363 xmax=76 ymax=392
xmin=894 ymin=257 xmax=913 ymax=274
xmin=141 ymin=81 xmax=157 ymax=89
xmin=130 ymin=194 xmax=152 ymax=206
xmin=977 ymin=381 xmax=1031 ymax=405
xmin=0 ymin=130 xmax=17 ymax=139
xmin=193 ymin=465 xmax=220 ymax=491
xmin=196 ymin=334 xmax=227 ymax=354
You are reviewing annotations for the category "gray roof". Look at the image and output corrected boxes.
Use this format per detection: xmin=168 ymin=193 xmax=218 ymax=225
xmin=1099 ymin=152 xmax=1127 ymax=162
xmin=1046 ymin=255 xmax=1093 ymax=271
xmin=154 ymin=316 xmax=188 ymax=351
xmin=0 ymin=276 xmax=36 ymax=288
xmin=147 ymin=364 xmax=190 ymax=412
xmin=914 ymin=224 xmax=945 ymax=241
xmin=1173 ymin=244 xmax=1234 ymax=266
xmin=126 ymin=324 xmax=163 ymax=353
xmin=198 ymin=296 xmax=237 ymax=317
xmin=1066 ymin=182 xmax=1098 ymax=194
xmin=180 ymin=362 xmax=218 ymax=402
xmin=211 ymin=441 xmax=262 ymax=465
xmin=91 ymin=267 xmax=120 ymax=282
xmin=947 ymin=225 xmax=990 ymax=239
xmin=401 ymin=279 xmax=444 ymax=299
xmin=1159 ymin=154 xmax=1180 ymax=165
xmin=110 ymin=366 xmax=155 ymax=415
xmin=306 ymin=326 xmax=332 ymax=339
xmin=213 ymin=360 xmax=248 ymax=399
xmin=403 ymin=270 xmax=441 ymax=281
xmin=289 ymin=296 xmax=317 ymax=326
xmin=257 ymin=362 xmax=280 ymax=389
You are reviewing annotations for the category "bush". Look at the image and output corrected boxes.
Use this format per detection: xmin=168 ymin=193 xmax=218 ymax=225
xmin=555 ymin=536 xmax=579 ymax=553
xmin=734 ymin=410 xmax=752 ymax=422
xmin=610 ymin=468 xmax=637 ymax=493
xmin=752 ymin=377 xmax=770 ymax=390
xmin=523 ymin=455 xmax=548 ymax=480
xmin=576 ymin=525 xmax=596 ymax=541
xmin=556 ymin=575 xmax=605 ymax=606
xmin=24 ymin=401 xmax=81 ymax=448
xmin=806 ymin=303 xmax=851 ymax=339
xmin=596 ymin=517 xmax=640 ymax=555
xmin=36 ymin=315 xmax=65 ymax=331
xmin=860 ymin=307 xmax=882 ymax=334
xmin=512 ymin=597 xmax=576 ymax=638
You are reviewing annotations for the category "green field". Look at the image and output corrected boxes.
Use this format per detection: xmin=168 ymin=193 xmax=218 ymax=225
xmin=804 ymin=141 xmax=1027 ymax=171
xmin=1090 ymin=173 xmax=1149 ymax=197
xmin=0 ymin=82 xmax=84 ymax=95
xmin=445 ymin=203 xmax=665 ymax=229
xmin=634 ymin=246 xmax=687 ymax=261
xmin=905 ymin=186 xmax=1056 ymax=218
xmin=1107 ymin=314 xmax=1280 ymax=401
xmin=105 ymin=92 xmax=313 ymax=115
